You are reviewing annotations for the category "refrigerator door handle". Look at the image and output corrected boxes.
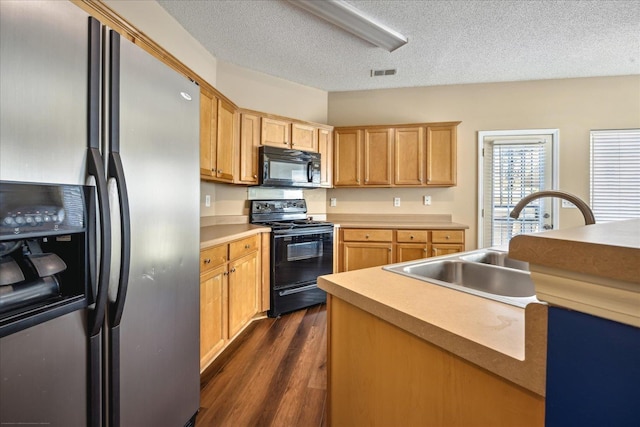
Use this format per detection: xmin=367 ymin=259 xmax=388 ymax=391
xmin=107 ymin=30 xmax=131 ymax=329
xmin=87 ymin=17 xmax=111 ymax=338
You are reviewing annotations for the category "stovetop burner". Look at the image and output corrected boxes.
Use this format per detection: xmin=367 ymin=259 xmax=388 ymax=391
xmin=249 ymin=199 xmax=332 ymax=230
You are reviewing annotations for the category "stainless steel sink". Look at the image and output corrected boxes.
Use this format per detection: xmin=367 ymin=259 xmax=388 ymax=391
xmin=459 ymin=250 xmax=529 ymax=271
xmin=382 ymin=249 xmax=538 ymax=307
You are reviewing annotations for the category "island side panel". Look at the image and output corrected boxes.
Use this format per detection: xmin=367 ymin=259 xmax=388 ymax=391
xmin=326 ymin=295 xmax=545 ymax=427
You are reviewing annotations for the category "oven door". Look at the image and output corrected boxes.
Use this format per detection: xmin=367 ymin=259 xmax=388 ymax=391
xmin=272 ymin=228 xmax=333 ymax=290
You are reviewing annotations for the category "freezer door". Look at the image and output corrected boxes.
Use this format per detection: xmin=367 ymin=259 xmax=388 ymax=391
xmin=0 ymin=311 xmax=89 ymax=426
xmin=112 ymin=36 xmax=200 ymax=426
xmin=0 ymin=1 xmax=88 ymax=185
xmin=0 ymin=2 xmax=92 ymax=426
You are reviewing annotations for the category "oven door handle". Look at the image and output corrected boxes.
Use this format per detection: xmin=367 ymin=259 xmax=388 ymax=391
xmin=279 ymin=283 xmax=320 ymax=296
xmin=273 ymin=227 xmax=334 ymax=237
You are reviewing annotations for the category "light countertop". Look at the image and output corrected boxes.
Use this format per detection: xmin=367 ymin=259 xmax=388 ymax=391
xmin=327 ymin=213 xmax=468 ymax=229
xmin=200 ymin=224 xmax=270 ymax=249
xmin=318 ymin=266 xmax=547 ymax=396
xmin=509 ymin=218 xmax=640 ymax=284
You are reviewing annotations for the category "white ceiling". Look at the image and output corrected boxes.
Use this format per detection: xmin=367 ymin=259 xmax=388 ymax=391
xmin=157 ymin=0 xmax=640 ymax=92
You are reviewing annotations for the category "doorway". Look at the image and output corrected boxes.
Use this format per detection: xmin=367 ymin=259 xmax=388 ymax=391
xmin=477 ymin=129 xmax=558 ymax=248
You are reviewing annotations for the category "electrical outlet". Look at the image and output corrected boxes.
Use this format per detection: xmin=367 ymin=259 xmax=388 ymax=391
xmin=562 ymin=200 xmax=576 ymax=208
xmin=394 ymin=197 xmax=401 ymax=207
xmin=330 ymin=198 xmax=337 ymax=207
xmin=205 ymin=195 xmax=211 ymax=207
xmin=423 ymin=195 xmax=431 ymax=206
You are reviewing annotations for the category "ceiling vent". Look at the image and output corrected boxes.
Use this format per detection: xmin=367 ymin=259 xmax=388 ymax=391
xmin=371 ymin=68 xmax=397 ymax=77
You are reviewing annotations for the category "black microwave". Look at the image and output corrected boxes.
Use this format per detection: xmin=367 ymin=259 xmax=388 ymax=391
xmin=258 ymin=146 xmax=321 ymax=188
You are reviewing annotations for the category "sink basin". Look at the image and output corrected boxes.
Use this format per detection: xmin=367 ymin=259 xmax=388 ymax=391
xmin=399 ymin=259 xmax=534 ymax=297
xmin=382 ymin=249 xmax=538 ymax=307
xmin=460 ymin=250 xmax=529 ymax=271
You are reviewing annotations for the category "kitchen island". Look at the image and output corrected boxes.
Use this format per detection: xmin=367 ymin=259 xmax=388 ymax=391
xmin=318 ymin=264 xmax=547 ymax=426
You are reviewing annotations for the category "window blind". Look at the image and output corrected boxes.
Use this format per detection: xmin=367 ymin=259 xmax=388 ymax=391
xmin=489 ymin=143 xmax=546 ymax=246
xmin=590 ymin=129 xmax=640 ymax=222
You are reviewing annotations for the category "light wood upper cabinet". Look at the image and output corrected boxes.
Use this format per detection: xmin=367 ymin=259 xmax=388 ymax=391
xmin=239 ymin=113 xmax=260 ymax=184
xmin=318 ymin=127 xmax=333 ymax=188
xmin=364 ymin=128 xmax=393 ymax=186
xmin=200 ymin=88 xmax=238 ymax=183
xmin=334 ymin=129 xmax=362 ymax=186
xmin=200 ymin=90 xmax=217 ymax=178
xmin=426 ymin=124 xmax=457 ymax=186
xmin=261 ymin=117 xmax=291 ymax=148
xmin=291 ymin=122 xmax=318 ymax=151
xmin=333 ymin=122 xmax=459 ymax=188
xmin=395 ymin=126 xmax=425 ymax=186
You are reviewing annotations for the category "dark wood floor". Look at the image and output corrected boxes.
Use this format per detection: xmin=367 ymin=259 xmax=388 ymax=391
xmin=198 ymin=303 xmax=328 ymax=426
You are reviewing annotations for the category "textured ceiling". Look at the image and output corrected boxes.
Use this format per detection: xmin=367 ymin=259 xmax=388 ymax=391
xmin=157 ymin=0 xmax=640 ymax=92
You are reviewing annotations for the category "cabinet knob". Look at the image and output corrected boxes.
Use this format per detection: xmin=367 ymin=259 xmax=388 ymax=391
xmin=423 ymin=248 xmax=427 ymax=253
xmin=388 ymin=248 xmax=392 ymax=252
xmin=223 ymin=271 xmax=228 ymax=276
xmin=253 ymin=174 xmax=257 ymax=178
xmin=244 ymin=244 xmax=250 ymax=249
xmin=230 ymin=267 xmax=236 ymax=273
xmin=203 ymin=258 xmax=211 ymax=264
xmin=283 ymin=142 xmax=288 ymax=145
xmin=410 ymin=235 xmax=414 ymax=240
xmin=445 ymin=235 xmax=450 ymax=240
xmin=365 ymin=234 xmax=369 ymax=239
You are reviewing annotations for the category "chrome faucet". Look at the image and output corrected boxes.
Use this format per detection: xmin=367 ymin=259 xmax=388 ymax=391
xmin=509 ymin=190 xmax=596 ymax=225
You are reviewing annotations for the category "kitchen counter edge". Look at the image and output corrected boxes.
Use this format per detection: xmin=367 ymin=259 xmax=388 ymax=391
xmin=200 ymin=224 xmax=271 ymax=249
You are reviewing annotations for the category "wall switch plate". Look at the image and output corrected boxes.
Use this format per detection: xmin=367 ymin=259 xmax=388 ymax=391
xmin=330 ymin=198 xmax=337 ymax=207
xmin=205 ymin=195 xmax=211 ymax=207
xmin=394 ymin=197 xmax=401 ymax=207
xmin=423 ymin=195 xmax=432 ymax=205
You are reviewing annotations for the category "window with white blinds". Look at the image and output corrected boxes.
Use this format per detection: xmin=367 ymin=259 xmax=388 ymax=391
xmin=485 ymin=142 xmax=547 ymax=246
xmin=590 ymin=129 xmax=640 ymax=222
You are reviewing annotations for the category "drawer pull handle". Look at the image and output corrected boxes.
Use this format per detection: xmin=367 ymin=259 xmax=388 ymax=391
xmin=203 ymin=258 xmax=211 ymax=264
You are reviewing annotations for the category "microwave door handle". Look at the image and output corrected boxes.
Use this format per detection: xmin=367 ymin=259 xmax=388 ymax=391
xmin=307 ymin=161 xmax=313 ymax=182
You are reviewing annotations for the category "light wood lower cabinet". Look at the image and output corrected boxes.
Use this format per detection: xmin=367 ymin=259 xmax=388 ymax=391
xmin=338 ymin=228 xmax=465 ymax=272
xmin=199 ymin=233 xmax=264 ymax=372
xmin=326 ymin=296 xmax=545 ymax=426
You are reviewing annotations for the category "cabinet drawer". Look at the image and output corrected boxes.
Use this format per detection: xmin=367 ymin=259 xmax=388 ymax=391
xmin=342 ymin=229 xmax=393 ymax=242
xmin=396 ymin=230 xmax=428 ymax=243
xmin=229 ymin=234 xmax=259 ymax=260
xmin=200 ymin=245 xmax=228 ymax=273
xmin=431 ymin=230 xmax=464 ymax=244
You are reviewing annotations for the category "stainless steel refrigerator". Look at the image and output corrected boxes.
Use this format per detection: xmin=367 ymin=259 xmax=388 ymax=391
xmin=0 ymin=1 xmax=200 ymax=426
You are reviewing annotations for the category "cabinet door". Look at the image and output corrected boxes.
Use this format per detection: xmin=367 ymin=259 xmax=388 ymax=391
xmin=342 ymin=242 xmax=393 ymax=272
xmin=364 ymin=128 xmax=393 ymax=186
xmin=426 ymin=124 xmax=456 ymax=186
xmin=334 ymin=129 xmax=362 ymax=186
xmin=431 ymin=244 xmax=464 ymax=257
xmin=396 ymin=244 xmax=429 ymax=263
xmin=215 ymin=98 xmax=237 ymax=182
xmin=291 ymin=122 xmax=318 ymax=151
xmin=199 ymin=90 xmax=217 ymax=178
xmin=395 ymin=127 xmax=425 ymax=186
xmin=261 ymin=117 xmax=290 ymax=148
xmin=318 ymin=128 xmax=333 ymax=188
xmin=228 ymin=251 xmax=259 ymax=338
xmin=200 ymin=265 xmax=227 ymax=371
xmin=239 ymin=113 xmax=260 ymax=184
